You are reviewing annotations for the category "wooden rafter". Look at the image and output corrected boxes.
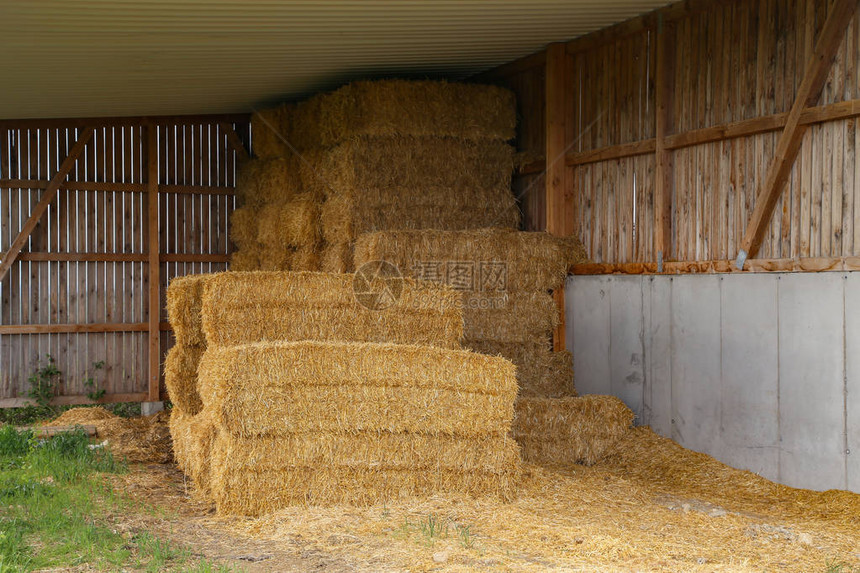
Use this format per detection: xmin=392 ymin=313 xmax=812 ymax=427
xmin=736 ymin=0 xmax=858 ymax=268
xmin=0 ymin=127 xmax=94 ymax=281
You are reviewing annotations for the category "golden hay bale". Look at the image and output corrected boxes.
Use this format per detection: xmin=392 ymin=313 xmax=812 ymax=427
xmin=257 ymin=245 xmax=293 ymax=271
xmin=48 ymin=407 xmax=172 ymax=464
xmin=320 ymin=242 xmax=353 ymax=273
xmin=462 ymin=292 xmax=559 ymax=343
xmin=512 ymin=396 xmax=634 ymax=466
xmin=289 ymin=80 xmax=516 ymax=147
xmin=197 ymin=340 xmax=516 ymax=438
xmin=229 ymin=249 xmax=261 ymax=272
xmin=320 ymin=188 xmax=520 ymax=244
xmin=466 ymin=339 xmax=576 ymax=398
xmin=168 ymin=410 xmax=217 ymax=496
xmin=355 ymin=228 xmax=589 ymax=293
xmin=255 ymin=194 xmax=319 ymax=248
xmin=200 ymin=271 xmax=463 ymax=349
xmin=290 ymin=244 xmax=320 ymax=271
xmin=163 ymin=343 xmax=205 ymax=416
xmin=300 ymin=137 xmax=513 ymax=198
xmin=250 ymin=104 xmax=295 ymax=159
xmin=235 ymin=157 xmax=302 ymax=207
xmin=212 ymin=466 xmax=518 ymax=515
xmin=229 ymin=206 xmax=259 ymax=248
xmin=165 ymin=274 xmax=209 ymax=347
xmin=211 ymin=431 xmax=519 ymax=474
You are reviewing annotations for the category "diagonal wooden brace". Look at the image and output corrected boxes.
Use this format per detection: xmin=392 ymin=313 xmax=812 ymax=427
xmin=0 ymin=127 xmax=94 ymax=281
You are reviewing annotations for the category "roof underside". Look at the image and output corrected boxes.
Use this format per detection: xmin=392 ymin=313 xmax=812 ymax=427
xmin=0 ymin=0 xmax=671 ymax=120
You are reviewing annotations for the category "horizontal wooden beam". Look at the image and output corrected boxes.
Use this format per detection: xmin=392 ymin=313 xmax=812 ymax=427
xmin=0 ymin=393 xmax=149 ymax=409
xmin=571 ymin=256 xmax=860 ymax=275
xmin=0 ymin=321 xmax=176 ymax=334
xmin=0 ymin=113 xmax=250 ymax=130
xmin=0 ymin=179 xmax=236 ymax=196
xmin=28 ymin=425 xmax=98 ymax=438
xmin=558 ymin=97 xmax=860 ymax=167
xmin=16 ymin=252 xmax=230 ymax=263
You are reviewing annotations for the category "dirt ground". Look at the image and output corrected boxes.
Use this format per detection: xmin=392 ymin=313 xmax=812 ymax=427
xmin=106 ymin=427 xmax=860 ymax=573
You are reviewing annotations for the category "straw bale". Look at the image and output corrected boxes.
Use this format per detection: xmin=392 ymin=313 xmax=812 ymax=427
xmin=300 ymin=137 xmax=513 ymax=198
xmin=257 ymin=245 xmax=293 ymax=271
xmin=290 ymin=244 xmax=320 ymax=271
xmin=165 ymin=274 xmax=208 ymax=347
xmin=229 ymin=206 xmax=260 ymax=248
xmin=289 ymin=80 xmax=516 ymax=147
xmin=211 ymin=431 xmax=520 ymax=474
xmin=201 ymin=271 xmax=463 ymax=349
xmin=354 ymin=228 xmax=589 ymax=293
xmin=255 ymin=194 xmax=320 ymax=248
xmin=249 ymin=104 xmax=294 ymax=159
xmin=229 ymin=249 xmax=261 ymax=272
xmin=212 ymin=466 xmax=518 ymax=515
xmin=168 ymin=410 xmax=217 ymax=496
xmin=320 ymin=242 xmax=353 ymax=273
xmin=196 ymin=341 xmax=516 ymax=438
xmin=320 ymin=188 xmax=520 ymax=244
xmin=48 ymin=407 xmax=172 ymax=464
xmin=512 ymin=396 xmax=634 ymax=466
xmin=466 ymin=339 xmax=576 ymax=398
xmin=462 ymin=292 xmax=558 ymax=343
xmin=163 ymin=343 xmax=204 ymax=416
xmin=236 ymin=157 xmax=302 ymax=208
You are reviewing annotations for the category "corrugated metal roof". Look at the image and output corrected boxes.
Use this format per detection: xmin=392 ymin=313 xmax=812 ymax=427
xmin=0 ymin=0 xmax=671 ymax=119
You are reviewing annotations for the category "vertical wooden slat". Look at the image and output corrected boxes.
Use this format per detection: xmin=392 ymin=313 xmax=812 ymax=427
xmin=146 ymin=124 xmax=160 ymax=402
xmin=655 ymin=21 xmax=676 ymax=266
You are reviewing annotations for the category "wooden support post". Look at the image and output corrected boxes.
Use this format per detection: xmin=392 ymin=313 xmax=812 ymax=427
xmin=654 ymin=21 xmax=676 ymax=269
xmin=545 ymin=42 xmax=574 ymax=352
xmin=220 ymin=122 xmax=250 ymax=161
xmin=0 ymin=127 xmax=93 ymax=281
xmin=737 ymin=0 xmax=858 ymax=267
xmin=146 ymin=124 xmax=161 ymax=402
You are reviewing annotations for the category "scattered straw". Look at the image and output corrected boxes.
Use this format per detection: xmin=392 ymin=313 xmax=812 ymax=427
xmin=47 ymin=407 xmax=172 ymax=464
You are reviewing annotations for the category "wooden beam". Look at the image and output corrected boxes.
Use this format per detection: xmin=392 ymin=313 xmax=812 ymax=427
xmin=737 ymin=0 xmax=858 ymax=267
xmin=0 ymin=113 xmax=249 ymax=130
xmin=29 ymin=425 xmax=98 ymax=439
xmin=146 ymin=125 xmax=161 ymax=402
xmin=16 ymin=252 xmax=229 ymax=263
xmin=0 ymin=393 xmax=148 ymax=409
xmin=0 ymin=179 xmax=236 ymax=196
xmin=0 ymin=323 xmax=149 ymax=335
xmin=544 ymin=42 xmax=574 ymax=352
xmin=0 ymin=127 xmax=94 ymax=281
xmin=571 ymin=256 xmax=860 ymax=276
xmin=566 ymin=139 xmax=656 ymax=166
xmin=220 ymin=122 xmax=250 ymax=162
xmin=654 ymin=21 xmax=677 ymax=267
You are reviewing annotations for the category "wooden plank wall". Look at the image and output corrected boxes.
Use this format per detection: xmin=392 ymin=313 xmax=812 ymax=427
xmin=484 ymin=0 xmax=860 ymax=271
xmin=0 ymin=117 xmax=248 ymax=406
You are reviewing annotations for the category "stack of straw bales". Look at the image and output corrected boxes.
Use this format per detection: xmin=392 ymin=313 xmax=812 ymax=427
xmin=354 ymin=228 xmax=589 ymax=398
xmin=165 ymin=271 xmax=522 ymax=515
xmin=230 ymin=156 xmax=321 ymax=272
xmin=239 ymin=80 xmax=521 ymax=273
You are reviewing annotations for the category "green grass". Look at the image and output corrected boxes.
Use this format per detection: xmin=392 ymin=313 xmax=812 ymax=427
xmin=0 ymin=424 xmax=235 ymax=572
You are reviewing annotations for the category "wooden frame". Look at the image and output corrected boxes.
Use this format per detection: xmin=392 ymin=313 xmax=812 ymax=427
xmin=0 ymin=115 xmax=243 ymax=407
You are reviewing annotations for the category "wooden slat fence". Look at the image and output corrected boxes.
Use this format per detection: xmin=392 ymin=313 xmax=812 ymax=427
xmin=0 ymin=116 xmax=249 ymax=406
xmin=482 ymin=0 xmax=860 ymax=272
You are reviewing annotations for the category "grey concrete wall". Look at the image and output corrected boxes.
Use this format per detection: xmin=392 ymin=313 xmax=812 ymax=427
xmin=567 ymin=272 xmax=859 ymax=493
